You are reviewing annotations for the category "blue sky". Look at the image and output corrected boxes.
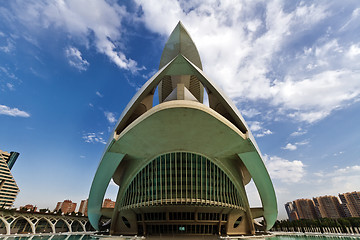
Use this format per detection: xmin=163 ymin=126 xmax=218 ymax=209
xmin=0 ymin=0 xmax=359 ymax=219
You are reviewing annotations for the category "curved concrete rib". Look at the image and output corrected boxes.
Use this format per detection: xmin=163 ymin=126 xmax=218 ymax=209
xmin=88 ymin=151 xmax=125 ymax=230
xmin=113 ymin=57 xmax=177 ymax=139
xmin=238 ymin=151 xmax=277 ymax=230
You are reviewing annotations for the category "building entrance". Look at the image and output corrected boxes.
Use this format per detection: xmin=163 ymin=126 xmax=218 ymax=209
xmin=145 ymin=224 xmax=219 ymax=235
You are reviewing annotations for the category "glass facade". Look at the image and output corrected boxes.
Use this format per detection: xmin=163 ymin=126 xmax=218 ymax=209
xmin=120 ymin=152 xmax=243 ymax=209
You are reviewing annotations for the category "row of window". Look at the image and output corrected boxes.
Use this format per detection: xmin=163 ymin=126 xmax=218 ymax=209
xmin=0 ymin=174 xmax=14 ymax=180
xmin=136 ymin=212 xmax=228 ymax=221
xmin=121 ymin=152 xmax=243 ymax=208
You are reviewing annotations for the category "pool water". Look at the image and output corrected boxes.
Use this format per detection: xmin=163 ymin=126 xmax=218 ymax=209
xmin=0 ymin=234 xmax=359 ymax=240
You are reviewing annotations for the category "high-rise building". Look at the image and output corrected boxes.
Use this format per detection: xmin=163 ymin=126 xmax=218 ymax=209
xmin=0 ymin=150 xmax=19 ymax=170
xmin=54 ymin=202 xmax=62 ymax=212
xmin=313 ymin=195 xmax=342 ymax=218
xmin=54 ymin=200 xmax=77 ymax=214
xmin=286 ymin=191 xmax=360 ymax=220
xmin=285 ymin=202 xmax=299 ymax=221
xmin=293 ymin=199 xmax=318 ymax=220
xmin=103 ymin=198 xmax=115 ymax=208
xmin=79 ymin=199 xmax=88 ymax=216
xmin=0 ymin=149 xmax=20 ymax=208
xmin=20 ymin=204 xmax=37 ymax=212
xmin=340 ymin=203 xmax=352 ymax=217
xmin=88 ymin=22 xmax=277 ymax=236
xmin=339 ymin=191 xmax=360 ymax=217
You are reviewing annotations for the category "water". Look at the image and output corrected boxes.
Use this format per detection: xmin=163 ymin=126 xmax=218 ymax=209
xmin=271 ymin=236 xmax=360 ymax=240
xmin=0 ymin=235 xmax=359 ymax=240
xmin=0 ymin=235 xmax=94 ymax=240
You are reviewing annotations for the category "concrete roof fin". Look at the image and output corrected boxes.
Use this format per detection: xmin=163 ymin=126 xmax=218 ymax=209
xmin=159 ymin=21 xmax=203 ymax=70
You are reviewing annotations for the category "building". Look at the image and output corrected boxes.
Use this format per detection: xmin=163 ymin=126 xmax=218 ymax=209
xmin=339 ymin=191 xmax=360 ymax=217
xmin=0 ymin=149 xmax=20 ymax=208
xmin=313 ymin=195 xmax=343 ymax=218
xmin=340 ymin=202 xmax=352 ymax=217
xmin=79 ymin=199 xmax=88 ymax=216
xmin=0 ymin=151 xmax=19 ymax=170
xmin=20 ymin=204 xmax=37 ymax=212
xmin=54 ymin=202 xmax=62 ymax=212
xmin=285 ymin=202 xmax=299 ymax=221
xmin=54 ymin=200 xmax=77 ymax=214
xmin=293 ymin=199 xmax=318 ymax=220
xmin=285 ymin=191 xmax=360 ymax=220
xmin=88 ymin=22 xmax=277 ymax=236
xmin=103 ymin=198 xmax=115 ymax=208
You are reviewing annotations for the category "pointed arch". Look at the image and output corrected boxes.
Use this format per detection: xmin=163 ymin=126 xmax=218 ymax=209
xmin=35 ymin=217 xmax=54 ymax=233
xmin=0 ymin=216 xmax=10 ymax=235
xmin=10 ymin=216 xmax=35 ymax=234
xmin=55 ymin=218 xmax=70 ymax=233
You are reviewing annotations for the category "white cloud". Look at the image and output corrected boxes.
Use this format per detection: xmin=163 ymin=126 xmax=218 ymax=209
xmin=256 ymin=129 xmax=273 ymax=138
xmin=241 ymin=108 xmax=260 ymax=118
xmin=65 ymin=46 xmax=89 ymax=71
xmin=104 ymin=111 xmax=116 ymax=124
xmin=290 ymin=127 xmax=307 ymax=137
xmin=248 ymin=121 xmax=272 ymax=137
xmin=347 ymin=43 xmax=360 ymax=58
xmin=82 ymin=132 xmax=107 ymax=144
xmin=6 ymin=83 xmax=14 ymax=90
xmin=282 ymin=140 xmax=309 ymax=150
xmin=249 ymin=121 xmax=262 ymax=132
xmin=135 ymin=1 xmax=360 ymax=123
xmin=295 ymin=140 xmax=309 ymax=146
xmin=13 ymin=0 xmax=143 ymax=73
xmin=0 ymin=35 xmax=15 ymax=53
xmin=282 ymin=143 xmax=297 ymax=151
xmin=0 ymin=104 xmax=30 ymax=117
xmin=264 ymin=155 xmax=305 ymax=183
xmin=0 ymin=66 xmax=18 ymax=80
xmin=312 ymin=165 xmax=360 ymax=194
xmin=333 ymin=151 xmax=344 ymax=156
xmin=272 ymin=69 xmax=360 ymax=123
xmin=95 ymin=91 xmax=103 ymax=97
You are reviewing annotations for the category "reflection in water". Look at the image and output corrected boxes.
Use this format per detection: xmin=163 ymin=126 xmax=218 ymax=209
xmin=270 ymin=236 xmax=360 ymax=240
xmin=0 ymin=235 xmax=359 ymax=240
xmin=0 ymin=234 xmax=93 ymax=240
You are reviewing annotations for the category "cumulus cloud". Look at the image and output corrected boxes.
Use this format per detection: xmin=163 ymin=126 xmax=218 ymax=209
xmin=65 ymin=46 xmax=89 ymax=71
xmin=0 ymin=104 xmax=30 ymax=117
xmin=313 ymin=165 xmax=360 ymax=194
xmin=290 ymin=127 xmax=307 ymax=137
xmin=248 ymin=121 xmax=273 ymax=138
xmin=249 ymin=121 xmax=262 ymax=132
xmin=264 ymin=155 xmax=305 ymax=183
xmin=282 ymin=143 xmax=297 ymax=151
xmin=241 ymin=108 xmax=261 ymax=118
xmin=282 ymin=140 xmax=309 ymax=151
xmin=82 ymin=132 xmax=106 ymax=144
xmin=12 ymin=0 xmax=143 ymax=73
xmin=104 ymin=111 xmax=116 ymax=124
xmin=135 ymin=1 xmax=360 ymax=123
xmin=256 ymin=129 xmax=273 ymax=138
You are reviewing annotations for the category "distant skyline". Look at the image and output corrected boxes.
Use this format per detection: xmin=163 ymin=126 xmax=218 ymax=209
xmin=1 ymin=1 xmax=360 ymax=219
